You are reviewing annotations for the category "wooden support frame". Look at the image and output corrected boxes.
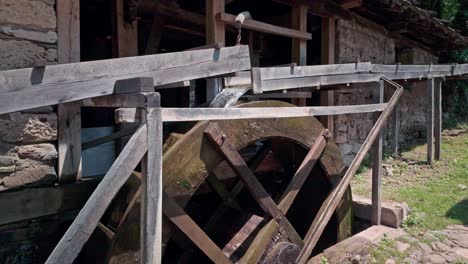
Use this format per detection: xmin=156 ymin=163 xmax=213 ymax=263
xmin=291 ymin=4 xmax=308 ymax=106
xmin=112 ymin=0 xmax=138 ymax=57
xmin=434 ymin=78 xmax=442 ymax=160
xmin=321 ymin=17 xmax=336 ymax=135
xmin=392 ymin=104 xmax=400 ymax=157
xmin=295 ymin=78 xmax=403 ymax=263
xmin=371 ymin=81 xmax=384 ymax=225
xmin=427 ymin=78 xmax=435 ymax=165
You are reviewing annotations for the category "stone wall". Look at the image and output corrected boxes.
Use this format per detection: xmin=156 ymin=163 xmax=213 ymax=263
xmin=0 ymin=0 xmax=58 ymax=190
xmin=334 ymin=18 xmax=438 ymax=165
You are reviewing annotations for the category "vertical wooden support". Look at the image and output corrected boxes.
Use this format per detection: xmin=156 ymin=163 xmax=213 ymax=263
xmin=371 ymin=80 xmax=384 ymax=226
xmin=113 ymin=0 xmax=138 ymax=57
xmin=427 ymin=78 xmax=435 ymax=165
xmin=391 ymin=104 xmax=400 ymax=157
xmin=321 ymin=17 xmax=336 ymax=135
xmin=189 ymin=80 xmax=196 ymax=107
xmin=206 ymin=0 xmax=225 ymax=101
xmin=434 ymin=78 xmax=442 ymax=161
xmin=141 ymin=92 xmax=163 ymax=264
xmin=57 ymin=0 xmax=81 ymax=182
xmin=291 ymin=5 xmax=308 ymax=106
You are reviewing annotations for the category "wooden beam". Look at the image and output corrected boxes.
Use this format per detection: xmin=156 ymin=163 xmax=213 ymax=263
xmin=434 ymin=79 xmax=442 ymax=160
xmin=141 ymin=93 xmax=163 ymax=264
xmin=371 ymin=81 xmax=384 ymax=226
xmin=391 ymin=104 xmax=400 ymax=157
xmin=206 ymin=0 xmax=225 ymax=102
xmin=0 ymin=180 xmax=98 ymax=226
xmin=321 ymin=17 xmax=336 ymax=135
xmin=218 ymin=12 xmax=312 ymax=40
xmin=113 ymin=0 xmax=138 ymax=57
xmin=260 ymin=63 xmax=371 ymax=79
xmin=295 ymin=79 xmax=403 ymax=264
xmin=46 ymin=125 xmax=148 ymax=264
xmin=145 ymin=15 xmax=165 ymax=55
xmin=57 ymin=0 xmax=81 ymax=183
xmin=57 ymin=0 xmax=80 ymax=63
xmin=339 ymin=0 xmax=362 ymax=9
xmin=0 ymin=46 xmax=250 ymax=114
xmin=427 ymin=78 xmax=435 ymax=165
xmin=58 ymin=101 xmax=82 ymax=183
xmin=291 ymin=4 xmax=308 ymax=106
xmin=115 ymin=104 xmax=388 ymax=123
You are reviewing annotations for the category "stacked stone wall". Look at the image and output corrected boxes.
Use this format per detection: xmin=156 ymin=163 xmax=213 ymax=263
xmin=0 ymin=0 xmax=58 ymax=190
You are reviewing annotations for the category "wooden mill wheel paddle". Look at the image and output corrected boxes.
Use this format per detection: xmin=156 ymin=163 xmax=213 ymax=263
xmin=95 ymin=101 xmax=353 ymax=264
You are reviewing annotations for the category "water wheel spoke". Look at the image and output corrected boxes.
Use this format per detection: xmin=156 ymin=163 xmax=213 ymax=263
xmin=222 ymin=214 xmax=264 ymax=257
xmin=238 ymin=130 xmax=329 ymax=264
xmin=163 ymin=192 xmax=233 ymax=264
xmin=278 ymin=129 xmax=329 ymax=212
xmin=204 ymin=123 xmax=303 ymax=247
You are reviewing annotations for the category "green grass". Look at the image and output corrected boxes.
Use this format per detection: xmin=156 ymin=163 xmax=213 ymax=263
xmin=352 ymin=121 xmax=468 ymax=232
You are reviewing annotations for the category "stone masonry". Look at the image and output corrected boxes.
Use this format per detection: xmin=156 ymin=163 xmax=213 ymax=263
xmin=334 ymin=18 xmax=438 ymax=165
xmin=0 ymin=0 xmax=58 ymax=190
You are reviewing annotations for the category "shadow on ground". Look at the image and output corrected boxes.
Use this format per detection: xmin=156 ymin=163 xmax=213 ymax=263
xmin=446 ymin=198 xmax=468 ymax=225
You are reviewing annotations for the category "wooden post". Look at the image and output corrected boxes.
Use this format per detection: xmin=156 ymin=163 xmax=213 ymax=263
xmin=113 ymin=0 xmax=138 ymax=57
xmin=391 ymin=104 xmax=400 ymax=157
xmin=291 ymin=5 xmax=308 ymax=106
xmin=57 ymin=0 xmax=81 ymax=182
xmin=141 ymin=92 xmax=163 ymax=264
xmin=321 ymin=17 xmax=336 ymax=135
xmin=371 ymin=80 xmax=384 ymax=225
xmin=434 ymin=78 xmax=442 ymax=160
xmin=427 ymin=78 xmax=435 ymax=165
xmin=206 ymin=0 xmax=225 ymax=101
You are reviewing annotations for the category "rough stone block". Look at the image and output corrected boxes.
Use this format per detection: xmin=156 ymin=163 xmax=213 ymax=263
xmin=352 ymin=195 xmax=410 ymax=228
xmin=0 ymin=0 xmax=56 ymax=30
xmin=0 ymin=113 xmax=57 ymax=143
xmin=0 ymin=26 xmax=57 ymax=44
xmin=0 ymin=142 xmax=16 ymax=156
xmin=0 ymin=156 xmax=16 ymax=167
xmin=0 ymin=39 xmax=57 ymax=70
xmin=0 ymin=159 xmax=56 ymax=191
xmin=17 ymin=144 xmax=57 ymax=161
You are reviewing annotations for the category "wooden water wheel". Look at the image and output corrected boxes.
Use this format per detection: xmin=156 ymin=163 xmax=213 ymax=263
xmin=98 ymin=100 xmax=353 ymax=264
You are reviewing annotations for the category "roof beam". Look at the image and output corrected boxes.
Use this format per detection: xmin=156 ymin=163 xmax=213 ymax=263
xmin=339 ymin=0 xmax=363 ymax=9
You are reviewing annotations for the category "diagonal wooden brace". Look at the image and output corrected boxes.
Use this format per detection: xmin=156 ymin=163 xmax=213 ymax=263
xmin=204 ymin=123 xmax=303 ymax=247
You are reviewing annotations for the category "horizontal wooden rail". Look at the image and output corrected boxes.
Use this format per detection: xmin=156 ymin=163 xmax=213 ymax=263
xmin=0 ymin=46 xmax=250 ymax=115
xmin=217 ymin=12 xmax=312 ymax=40
xmin=114 ymin=103 xmax=387 ymax=123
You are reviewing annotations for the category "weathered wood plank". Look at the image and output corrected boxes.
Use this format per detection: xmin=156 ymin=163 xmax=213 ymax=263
xmin=434 ymin=78 xmax=442 ymax=160
xmin=242 ymin=91 xmax=312 ymax=99
xmin=371 ymin=81 xmax=384 ymax=226
xmin=46 ymin=125 xmax=148 ymax=264
xmin=0 ymin=180 xmax=98 ymax=226
xmin=218 ymin=12 xmax=312 ymax=40
xmin=427 ymin=78 xmax=435 ymax=165
xmin=291 ymin=4 xmax=308 ymax=106
xmin=204 ymin=124 xmax=303 ymax=247
xmin=0 ymin=46 xmax=250 ymax=114
xmin=57 ymin=0 xmax=80 ymax=63
xmin=58 ymin=101 xmax=82 ymax=183
xmin=320 ymin=17 xmax=336 ymax=134
xmin=295 ymin=78 xmax=403 ymax=264
xmin=260 ymin=63 xmax=371 ymax=80
xmin=82 ymin=94 xmax=147 ymax=108
xmin=392 ymin=104 xmax=400 ymax=157
xmin=141 ymin=93 xmax=163 ymax=264
xmin=115 ymin=104 xmax=388 ymax=123
xmin=163 ymin=192 xmax=232 ymax=264
xmin=114 ymin=77 xmax=154 ymax=93
xmin=372 ymin=64 xmax=451 ymax=73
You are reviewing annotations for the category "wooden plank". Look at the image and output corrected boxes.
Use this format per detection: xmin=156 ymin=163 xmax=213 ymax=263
xmin=0 ymin=180 xmax=98 ymax=226
xmin=163 ymin=192 xmax=232 ymax=264
xmin=155 ymin=80 xmax=191 ymax=89
xmin=58 ymin=101 xmax=82 ymax=183
xmin=204 ymin=124 xmax=303 ymax=247
xmin=392 ymin=104 xmax=400 ymax=157
xmin=0 ymin=46 xmax=251 ymax=114
xmin=242 ymin=91 xmax=312 ymax=99
xmin=115 ymin=104 xmax=388 ymax=123
xmin=372 ymin=64 xmax=452 ymax=73
xmin=82 ymin=94 xmax=147 ymax=108
xmin=46 ymin=125 xmax=148 ymax=264
xmin=427 ymin=78 xmax=434 ymax=165
xmin=112 ymin=0 xmax=138 ymax=57
xmin=371 ymin=81 xmax=384 ymax=226
xmin=222 ymin=214 xmax=264 ymax=257
xmin=218 ymin=12 xmax=312 ymax=40
xmin=340 ymin=0 xmax=362 ymax=9
xmin=434 ymin=78 xmax=442 ymax=160
xmin=57 ymin=0 xmax=80 ymax=63
xmin=206 ymin=0 xmax=225 ymax=102
xmin=141 ymin=93 xmax=163 ymax=264
xmin=321 ymin=17 xmax=336 ymax=135
xmin=114 ymin=77 xmax=154 ymax=93
xmin=260 ymin=63 xmax=371 ymax=80
xmin=291 ymin=4 xmax=308 ymax=106
xmin=82 ymin=124 xmax=138 ymax=150
xmin=251 ymin=67 xmax=262 ymax=94
xmin=295 ymin=78 xmax=403 ymax=264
